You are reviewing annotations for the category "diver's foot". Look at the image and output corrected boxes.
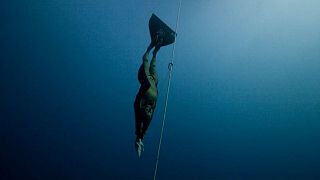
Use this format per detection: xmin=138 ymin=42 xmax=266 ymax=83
xmin=153 ymin=46 xmax=161 ymax=56
xmin=135 ymin=138 xmax=144 ymax=158
xmin=147 ymin=43 xmax=154 ymax=52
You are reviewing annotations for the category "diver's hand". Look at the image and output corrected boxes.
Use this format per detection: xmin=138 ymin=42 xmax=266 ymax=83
xmin=135 ymin=138 xmax=144 ymax=158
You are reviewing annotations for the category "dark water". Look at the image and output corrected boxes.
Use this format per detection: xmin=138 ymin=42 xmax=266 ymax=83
xmin=1 ymin=0 xmax=320 ymax=179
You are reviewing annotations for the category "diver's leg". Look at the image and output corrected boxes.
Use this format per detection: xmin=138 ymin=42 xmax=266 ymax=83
xmin=149 ymin=46 xmax=160 ymax=83
xmin=143 ymin=42 xmax=155 ymax=63
xmin=148 ymin=34 xmax=162 ymax=76
xmin=146 ymin=32 xmax=162 ymax=72
xmin=138 ymin=44 xmax=153 ymax=84
xmin=149 ymin=54 xmax=156 ymax=75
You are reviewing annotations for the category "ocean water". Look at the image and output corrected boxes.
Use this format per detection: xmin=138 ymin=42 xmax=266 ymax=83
xmin=1 ymin=0 xmax=320 ymax=179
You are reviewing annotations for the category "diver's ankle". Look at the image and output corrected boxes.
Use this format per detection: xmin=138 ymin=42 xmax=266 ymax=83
xmin=147 ymin=44 xmax=153 ymax=52
xmin=153 ymin=49 xmax=159 ymax=57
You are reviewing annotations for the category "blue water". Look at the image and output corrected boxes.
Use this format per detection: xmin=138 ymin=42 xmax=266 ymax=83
xmin=1 ymin=0 xmax=320 ymax=179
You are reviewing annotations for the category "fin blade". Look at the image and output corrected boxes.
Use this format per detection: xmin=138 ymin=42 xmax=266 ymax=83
xmin=149 ymin=13 xmax=177 ymax=47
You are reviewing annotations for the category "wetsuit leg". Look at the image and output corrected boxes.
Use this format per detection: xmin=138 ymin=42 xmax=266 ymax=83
xmin=138 ymin=47 xmax=153 ymax=85
xmin=149 ymin=47 xmax=159 ymax=84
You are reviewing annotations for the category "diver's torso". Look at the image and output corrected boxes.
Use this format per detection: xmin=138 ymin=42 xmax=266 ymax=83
xmin=136 ymin=79 xmax=157 ymax=109
xmin=143 ymin=84 xmax=157 ymax=103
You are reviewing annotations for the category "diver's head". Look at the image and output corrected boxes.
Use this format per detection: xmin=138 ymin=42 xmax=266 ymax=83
xmin=142 ymin=104 xmax=154 ymax=120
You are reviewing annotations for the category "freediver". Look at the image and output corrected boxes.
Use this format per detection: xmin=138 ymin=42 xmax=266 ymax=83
xmin=133 ymin=14 xmax=176 ymax=158
xmin=133 ymin=32 xmax=164 ymax=158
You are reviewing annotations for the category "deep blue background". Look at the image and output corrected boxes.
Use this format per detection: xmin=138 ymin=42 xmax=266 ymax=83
xmin=1 ymin=0 xmax=320 ymax=179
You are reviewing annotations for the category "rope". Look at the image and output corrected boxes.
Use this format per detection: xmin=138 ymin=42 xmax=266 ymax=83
xmin=153 ymin=1 xmax=182 ymax=180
